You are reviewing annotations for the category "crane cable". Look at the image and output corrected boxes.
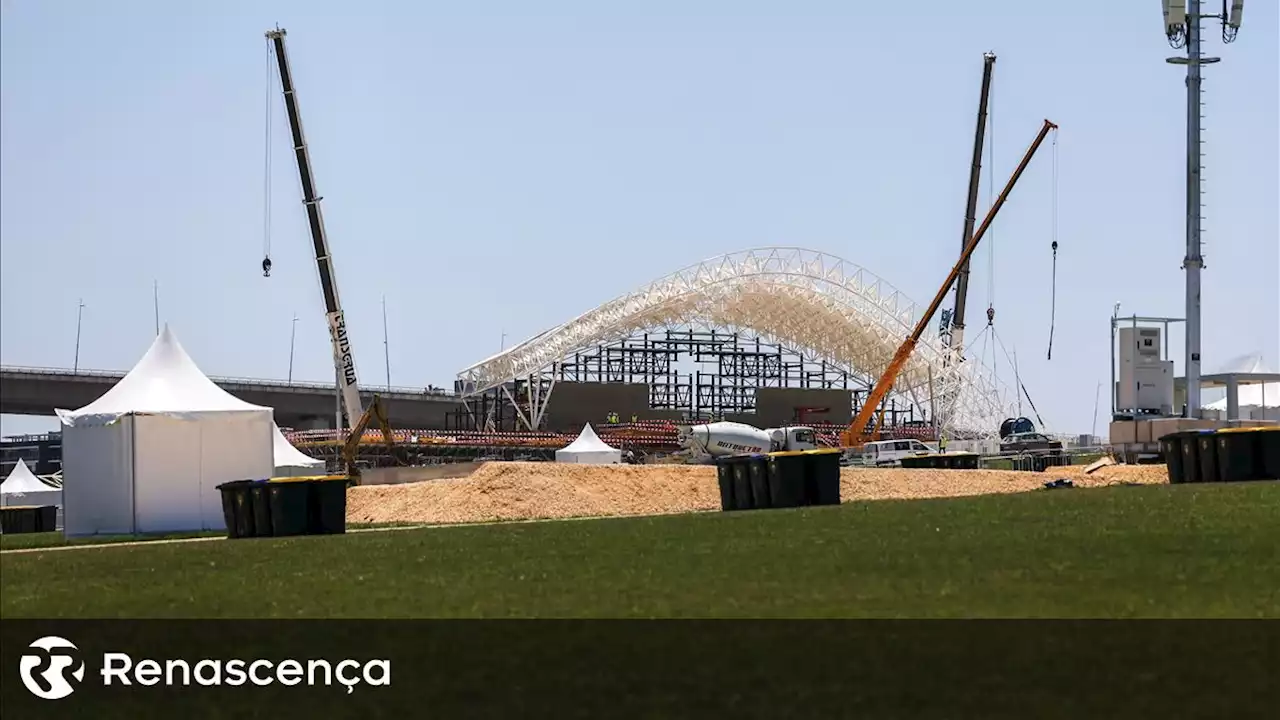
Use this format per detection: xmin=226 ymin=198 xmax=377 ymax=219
xmin=985 ymin=79 xmax=999 ymax=380
xmin=985 ymin=74 xmax=996 ymax=323
xmin=261 ymin=39 xmax=274 ymax=278
xmin=1046 ymin=130 xmax=1059 ymax=360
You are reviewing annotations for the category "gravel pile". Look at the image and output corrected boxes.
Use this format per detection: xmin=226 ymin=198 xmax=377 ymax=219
xmin=346 ymin=461 xmax=1170 ymax=526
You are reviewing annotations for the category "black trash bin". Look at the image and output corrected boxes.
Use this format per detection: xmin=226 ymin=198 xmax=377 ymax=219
xmin=267 ymin=478 xmax=313 ymax=537
xmin=0 ymin=507 xmax=37 ymax=534
xmin=216 ymin=480 xmax=258 ymax=539
xmin=745 ymin=455 xmax=771 ymax=510
xmin=1258 ymin=428 xmax=1280 ymax=480
xmin=1196 ymin=431 xmax=1220 ymax=483
xmin=1180 ymin=432 xmax=1204 ymax=484
xmin=715 ymin=459 xmax=736 ymax=512
xmin=803 ymin=449 xmax=842 ymax=506
xmin=249 ymin=481 xmax=274 ymax=537
xmin=1160 ymin=432 xmax=1186 ymax=484
xmin=730 ymin=457 xmax=756 ymax=511
xmin=35 ymin=505 xmax=56 ymax=533
xmin=1215 ymin=428 xmax=1261 ymax=483
xmin=308 ymin=476 xmax=349 ymax=535
xmin=767 ymin=451 xmax=807 ymax=508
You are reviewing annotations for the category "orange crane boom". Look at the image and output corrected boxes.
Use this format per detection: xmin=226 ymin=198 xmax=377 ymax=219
xmin=840 ymin=119 xmax=1059 ymax=448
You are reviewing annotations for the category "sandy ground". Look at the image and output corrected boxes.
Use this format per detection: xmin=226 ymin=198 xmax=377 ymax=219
xmin=346 ymin=461 xmax=1170 ymax=526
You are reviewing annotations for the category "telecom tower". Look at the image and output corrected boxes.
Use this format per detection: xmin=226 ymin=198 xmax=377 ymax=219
xmin=1161 ymin=1 xmax=1244 ymax=417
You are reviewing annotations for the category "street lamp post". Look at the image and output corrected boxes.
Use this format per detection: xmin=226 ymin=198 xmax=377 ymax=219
xmin=288 ymin=314 xmax=298 ymax=383
xmin=73 ymin=299 xmax=85 ymax=372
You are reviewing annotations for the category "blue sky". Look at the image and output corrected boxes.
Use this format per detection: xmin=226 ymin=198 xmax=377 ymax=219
xmin=2 ymin=1 xmax=1277 ymax=437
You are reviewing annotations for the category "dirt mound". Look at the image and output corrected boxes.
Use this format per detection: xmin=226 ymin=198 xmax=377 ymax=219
xmin=346 ymin=461 xmax=1170 ymax=526
xmin=838 ymin=463 xmax=1168 ymax=502
xmin=347 ymin=462 xmax=717 ymax=525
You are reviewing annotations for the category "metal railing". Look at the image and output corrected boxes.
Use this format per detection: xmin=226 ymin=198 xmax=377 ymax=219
xmin=0 ymin=364 xmax=458 ymax=398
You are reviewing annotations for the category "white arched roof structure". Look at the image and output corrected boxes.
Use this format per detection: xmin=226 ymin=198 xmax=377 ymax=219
xmin=457 ymin=247 xmax=1017 ymax=436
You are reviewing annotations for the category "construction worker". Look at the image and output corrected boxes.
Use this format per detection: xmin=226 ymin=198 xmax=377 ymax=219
xmin=939 ymin=435 xmax=948 ymax=454
xmin=630 ymin=414 xmax=638 ymax=423
xmin=607 ymin=411 xmax=619 ymax=424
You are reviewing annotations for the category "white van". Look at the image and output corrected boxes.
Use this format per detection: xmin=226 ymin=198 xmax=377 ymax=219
xmin=861 ymin=439 xmax=935 ymax=467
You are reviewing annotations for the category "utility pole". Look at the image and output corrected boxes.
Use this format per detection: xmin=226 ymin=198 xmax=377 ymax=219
xmin=73 ymin=299 xmax=85 ymax=372
xmin=1162 ymin=0 xmax=1244 ymax=418
xmin=288 ymin=314 xmax=298 ymax=383
xmin=153 ymin=281 xmax=160 ymax=336
xmin=1013 ymin=347 xmax=1022 ymax=417
xmin=382 ymin=295 xmax=391 ymax=391
xmin=1092 ymin=381 xmax=1102 ymax=441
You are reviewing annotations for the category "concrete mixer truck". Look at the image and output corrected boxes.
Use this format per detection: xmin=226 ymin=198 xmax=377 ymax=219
xmin=675 ymin=421 xmax=818 ymax=463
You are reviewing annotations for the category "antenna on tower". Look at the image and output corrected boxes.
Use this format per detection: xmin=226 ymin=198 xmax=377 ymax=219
xmin=1223 ymin=0 xmax=1243 ymax=41
xmin=1163 ymin=0 xmax=1188 ymax=47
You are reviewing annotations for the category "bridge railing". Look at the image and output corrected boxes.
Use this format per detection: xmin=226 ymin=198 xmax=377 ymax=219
xmin=0 ymin=365 xmax=459 ymax=398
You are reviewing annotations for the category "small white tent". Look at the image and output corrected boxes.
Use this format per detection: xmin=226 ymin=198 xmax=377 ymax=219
xmin=55 ymin=325 xmax=274 ymax=536
xmin=555 ymin=424 xmax=622 ymax=464
xmin=1205 ymin=354 xmax=1279 ymax=420
xmin=273 ymin=424 xmax=325 ymax=476
xmin=1206 ymin=382 xmax=1279 ymax=420
xmin=1 ymin=459 xmax=62 ymax=508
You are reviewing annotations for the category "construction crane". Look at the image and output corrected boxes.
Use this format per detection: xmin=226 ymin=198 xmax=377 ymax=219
xmin=839 ymin=119 xmax=1059 ymax=449
xmin=944 ymin=52 xmax=997 ymax=363
xmin=265 ymin=28 xmax=397 ymax=479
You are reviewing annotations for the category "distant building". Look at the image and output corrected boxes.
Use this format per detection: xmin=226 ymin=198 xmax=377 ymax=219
xmin=0 ymin=432 xmax=61 ymax=477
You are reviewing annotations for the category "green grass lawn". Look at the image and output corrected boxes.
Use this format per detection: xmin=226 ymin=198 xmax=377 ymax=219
xmin=2 ymin=482 xmax=1277 ymax=618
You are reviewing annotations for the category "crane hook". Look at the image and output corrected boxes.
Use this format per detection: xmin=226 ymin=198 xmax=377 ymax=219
xmin=262 ymin=256 xmax=272 ymax=277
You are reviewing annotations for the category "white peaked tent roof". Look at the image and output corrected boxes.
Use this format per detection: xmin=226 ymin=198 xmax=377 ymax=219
xmin=273 ymin=424 xmax=324 ymax=468
xmin=1206 ymin=382 xmax=1279 ymax=410
xmin=1214 ymin=353 xmax=1271 ymax=375
xmin=57 ymin=324 xmax=270 ymax=423
xmin=1205 ymin=353 xmax=1278 ymax=411
xmin=559 ymin=423 xmax=619 ymax=453
xmin=1 ymin=459 xmax=54 ymax=495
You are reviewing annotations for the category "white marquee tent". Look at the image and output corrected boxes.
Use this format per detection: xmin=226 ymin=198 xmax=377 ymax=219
xmin=55 ymin=325 xmax=274 ymax=536
xmin=555 ymin=424 xmax=622 ymax=464
xmin=1205 ymin=353 xmax=1279 ymax=420
xmin=1206 ymin=382 xmax=1279 ymax=420
xmin=273 ymin=423 xmax=325 ymax=476
xmin=1 ymin=459 xmax=62 ymax=508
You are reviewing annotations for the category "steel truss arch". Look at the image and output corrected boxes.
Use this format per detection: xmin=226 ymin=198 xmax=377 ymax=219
xmin=456 ymin=247 xmax=1017 ymax=437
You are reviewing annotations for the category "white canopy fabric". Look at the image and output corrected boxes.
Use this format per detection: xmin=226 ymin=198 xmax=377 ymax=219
xmin=555 ymin=424 xmax=622 ymax=464
xmin=1206 ymin=381 xmax=1279 ymax=419
xmin=1 ymin=459 xmax=62 ymax=507
xmin=273 ymin=424 xmax=325 ymax=476
xmin=55 ymin=325 xmax=274 ymax=536
xmin=57 ymin=325 xmax=271 ymax=427
xmin=1213 ymin=353 xmax=1270 ymax=375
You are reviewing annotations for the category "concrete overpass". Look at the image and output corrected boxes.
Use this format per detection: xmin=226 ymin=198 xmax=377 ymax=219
xmin=0 ymin=366 xmax=464 ymax=430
